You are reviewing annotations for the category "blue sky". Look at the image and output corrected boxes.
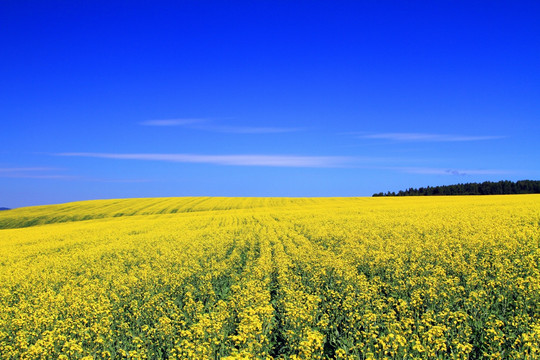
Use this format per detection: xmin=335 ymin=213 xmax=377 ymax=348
xmin=1 ymin=1 xmax=539 ymax=207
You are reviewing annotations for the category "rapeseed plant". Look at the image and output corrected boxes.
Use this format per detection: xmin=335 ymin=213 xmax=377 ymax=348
xmin=0 ymin=195 xmax=539 ymax=358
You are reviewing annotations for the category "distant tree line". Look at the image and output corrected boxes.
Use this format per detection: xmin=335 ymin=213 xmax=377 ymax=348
xmin=373 ymin=180 xmax=540 ymax=197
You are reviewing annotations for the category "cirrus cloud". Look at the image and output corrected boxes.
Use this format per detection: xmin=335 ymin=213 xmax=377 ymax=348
xmin=357 ymin=132 xmax=505 ymax=142
xmin=56 ymin=152 xmax=354 ymax=168
xmin=387 ymin=167 xmax=513 ymax=176
xmin=140 ymin=118 xmax=301 ymax=134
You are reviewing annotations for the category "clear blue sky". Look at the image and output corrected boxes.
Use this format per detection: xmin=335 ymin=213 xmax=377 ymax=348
xmin=1 ymin=1 xmax=539 ymax=207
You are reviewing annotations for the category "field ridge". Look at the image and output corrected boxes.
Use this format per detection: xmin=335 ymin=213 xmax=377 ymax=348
xmin=0 ymin=197 xmax=330 ymax=229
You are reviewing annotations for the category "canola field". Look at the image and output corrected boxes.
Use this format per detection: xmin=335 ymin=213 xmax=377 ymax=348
xmin=0 ymin=195 xmax=539 ymax=359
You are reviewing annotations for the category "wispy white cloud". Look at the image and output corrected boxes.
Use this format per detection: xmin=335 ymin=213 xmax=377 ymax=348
xmin=3 ymin=174 xmax=78 ymax=179
xmin=83 ymin=178 xmax=152 ymax=183
xmin=387 ymin=167 xmax=513 ymax=176
xmin=139 ymin=118 xmax=301 ymax=134
xmin=0 ymin=167 xmax=149 ymax=182
xmin=358 ymin=133 xmax=504 ymax=142
xmin=140 ymin=119 xmax=205 ymax=126
xmin=0 ymin=167 xmax=75 ymax=179
xmin=0 ymin=167 xmax=60 ymax=173
xmin=203 ymin=125 xmax=300 ymax=134
xmin=56 ymin=152 xmax=354 ymax=168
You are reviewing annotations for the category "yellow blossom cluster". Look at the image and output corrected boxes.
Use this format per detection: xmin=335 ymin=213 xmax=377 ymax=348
xmin=0 ymin=195 xmax=539 ymax=359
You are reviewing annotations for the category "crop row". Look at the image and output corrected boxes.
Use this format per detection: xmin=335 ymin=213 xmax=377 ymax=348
xmin=0 ymin=195 xmax=539 ymax=359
